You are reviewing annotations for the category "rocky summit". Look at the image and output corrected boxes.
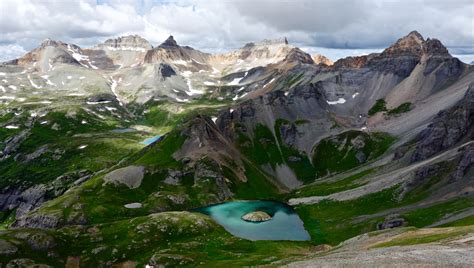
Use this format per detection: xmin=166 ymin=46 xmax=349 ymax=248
xmin=0 ymin=29 xmax=473 ymax=267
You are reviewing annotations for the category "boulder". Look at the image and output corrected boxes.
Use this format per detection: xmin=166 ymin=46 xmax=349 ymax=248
xmin=103 ymin=165 xmax=145 ymax=189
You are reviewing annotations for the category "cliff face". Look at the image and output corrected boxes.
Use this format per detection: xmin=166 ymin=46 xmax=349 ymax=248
xmin=411 ymin=83 xmax=474 ymax=163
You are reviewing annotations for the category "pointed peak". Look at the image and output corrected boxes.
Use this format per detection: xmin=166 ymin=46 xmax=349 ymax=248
xmin=382 ymin=31 xmax=425 ymax=57
xmin=159 ymin=35 xmax=179 ymax=48
xmin=405 ymin=31 xmax=424 ymax=42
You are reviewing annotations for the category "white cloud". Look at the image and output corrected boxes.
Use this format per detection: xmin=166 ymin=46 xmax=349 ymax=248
xmin=0 ymin=0 xmax=472 ymax=62
xmin=0 ymin=44 xmax=27 ymax=62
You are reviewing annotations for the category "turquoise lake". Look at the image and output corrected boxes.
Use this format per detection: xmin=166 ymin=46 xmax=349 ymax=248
xmin=195 ymin=200 xmax=310 ymax=241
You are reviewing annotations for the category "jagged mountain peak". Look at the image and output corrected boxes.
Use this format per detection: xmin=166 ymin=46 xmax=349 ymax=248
xmin=312 ymin=54 xmax=333 ymax=66
xmin=382 ymin=30 xmax=425 ymax=57
xmin=159 ymin=35 xmax=179 ymax=48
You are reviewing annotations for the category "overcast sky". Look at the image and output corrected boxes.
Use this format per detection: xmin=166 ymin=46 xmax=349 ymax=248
xmin=0 ymin=0 xmax=473 ymax=62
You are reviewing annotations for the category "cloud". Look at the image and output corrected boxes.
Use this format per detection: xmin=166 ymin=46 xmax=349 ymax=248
xmin=0 ymin=44 xmax=27 ymax=62
xmin=0 ymin=0 xmax=472 ymax=61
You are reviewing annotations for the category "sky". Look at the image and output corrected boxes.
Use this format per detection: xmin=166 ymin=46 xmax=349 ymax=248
xmin=0 ymin=0 xmax=473 ymax=62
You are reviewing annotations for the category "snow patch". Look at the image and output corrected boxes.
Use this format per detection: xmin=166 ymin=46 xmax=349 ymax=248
xmin=109 ymin=76 xmax=123 ymax=106
xmin=327 ymin=98 xmax=346 ymax=105
xmin=352 ymin=92 xmax=359 ymax=99
xmin=263 ymin=78 xmax=275 ymax=88
xmin=124 ymin=202 xmax=142 ymax=209
xmin=186 ymin=79 xmax=204 ymax=95
xmin=181 ymin=71 xmax=192 ymax=77
xmin=5 ymin=125 xmax=19 ymax=129
xmin=8 ymin=85 xmax=17 ymax=90
xmin=204 ymin=81 xmax=215 ymax=86
xmin=172 ymin=59 xmax=188 ymax=65
xmin=211 ymin=116 xmax=218 ymax=123
xmin=78 ymin=145 xmax=88 ymax=149
xmin=175 ymin=97 xmax=190 ymax=103
xmin=28 ymin=75 xmax=42 ymax=89
xmin=227 ymin=77 xmax=241 ymax=86
xmin=0 ymin=72 xmax=6 ymax=76
xmin=67 ymin=44 xmax=99 ymax=69
xmin=86 ymin=100 xmax=111 ymax=105
xmin=41 ymin=75 xmax=56 ymax=86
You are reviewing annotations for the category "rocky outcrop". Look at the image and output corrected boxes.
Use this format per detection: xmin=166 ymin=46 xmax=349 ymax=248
xmin=411 ymin=83 xmax=474 ymax=162
xmin=98 ymin=35 xmax=152 ymax=51
xmin=283 ymin=48 xmax=314 ymax=64
xmin=0 ymin=170 xmax=92 ymax=219
xmin=0 ymin=129 xmax=30 ymax=160
xmin=377 ymin=214 xmax=406 ymax=230
xmin=241 ymin=211 xmax=272 ymax=222
xmin=312 ymin=54 xmax=333 ymax=66
xmin=13 ymin=213 xmax=62 ymax=229
xmin=449 ymin=144 xmax=474 ymax=182
xmin=103 ymin=165 xmax=145 ymax=189
xmin=159 ymin=35 xmax=179 ymax=48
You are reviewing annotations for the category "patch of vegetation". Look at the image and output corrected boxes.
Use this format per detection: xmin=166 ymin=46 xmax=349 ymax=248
xmin=402 ymin=197 xmax=474 ymax=227
xmin=0 ymin=212 xmax=313 ymax=266
xmin=368 ymin=99 xmax=387 ymax=115
xmin=291 ymin=168 xmax=374 ymax=198
xmin=297 ymin=187 xmax=400 ymax=245
xmin=237 ymin=124 xmax=284 ymax=167
xmin=312 ymin=130 xmax=394 ymax=177
xmin=0 ymin=110 xmax=144 ymax=190
xmin=373 ymin=227 xmax=471 ymax=248
xmin=387 ymin=102 xmax=412 ymax=116
xmin=274 ymin=119 xmax=317 ymax=183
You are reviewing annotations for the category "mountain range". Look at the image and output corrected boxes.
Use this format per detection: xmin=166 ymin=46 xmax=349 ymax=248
xmin=0 ymin=30 xmax=473 ymax=267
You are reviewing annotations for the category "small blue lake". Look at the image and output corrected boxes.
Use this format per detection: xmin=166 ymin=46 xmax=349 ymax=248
xmin=140 ymin=135 xmax=162 ymax=145
xmin=195 ymin=200 xmax=310 ymax=241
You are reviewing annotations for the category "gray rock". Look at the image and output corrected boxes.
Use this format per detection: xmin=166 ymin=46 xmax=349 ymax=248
xmin=6 ymin=258 xmax=53 ymax=268
xmin=164 ymin=169 xmax=183 ymax=185
xmin=0 ymin=130 xmax=30 ymax=160
xmin=377 ymin=214 xmax=406 ymax=230
xmin=0 ymin=239 xmax=18 ymax=255
xmin=450 ymin=145 xmax=474 ymax=182
xmin=279 ymin=122 xmax=297 ymax=147
xmin=13 ymin=231 xmax=56 ymax=250
xmin=103 ymin=165 xmax=145 ymax=189
xmin=13 ymin=213 xmax=62 ymax=229
xmin=411 ymin=83 xmax=474 ymax=162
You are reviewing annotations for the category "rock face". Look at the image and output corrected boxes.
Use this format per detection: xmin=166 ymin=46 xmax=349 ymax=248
xmin=103 ymin=165 xmax=145 ymax=189
xmin=411 ymin=83 xmax=474 ymax=163
xmin=377 ymin=214 xmax=406 ymax=230
xmin=159 ymin=35 xmax=179 ymax=48
xmin=312 ymin=54 xmax=333 ymax=66
xmin=241 ymin=211 xmax=272 ymax=222
xmin=99 ymin=35 xmax=152 ymax=51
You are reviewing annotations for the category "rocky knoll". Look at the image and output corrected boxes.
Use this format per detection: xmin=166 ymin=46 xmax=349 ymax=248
xmin=242 ymin=211 xmax=272 ymax=222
